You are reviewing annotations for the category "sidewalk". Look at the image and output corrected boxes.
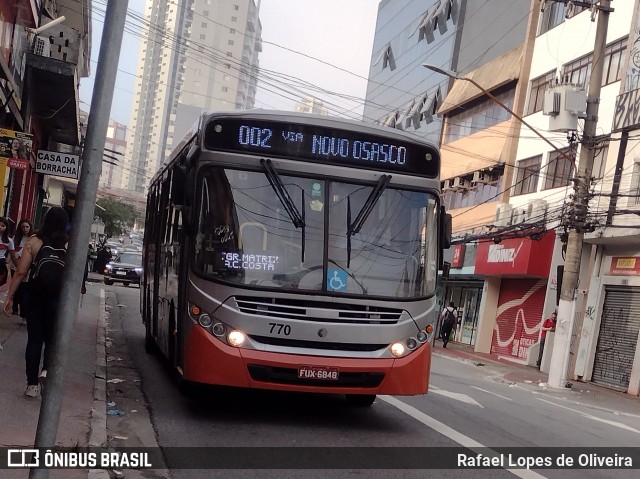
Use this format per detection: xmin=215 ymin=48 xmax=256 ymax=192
xmin=432 ymin=339 xmax=640 ymax=414
xmin=0 ymin=273 xmax=106 ymax=479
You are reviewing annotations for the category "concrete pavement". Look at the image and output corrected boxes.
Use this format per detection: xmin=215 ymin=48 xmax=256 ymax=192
xmin=432 ymin=339 xmax=640 ymax=416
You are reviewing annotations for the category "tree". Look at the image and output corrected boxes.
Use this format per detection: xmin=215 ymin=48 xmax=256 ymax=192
xmin=96 ymin=197 xmax=136 ymax=238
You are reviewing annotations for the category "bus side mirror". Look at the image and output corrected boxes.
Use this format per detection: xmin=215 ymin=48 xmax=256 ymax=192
xmin=440 ymin=207 xmax=452 ymax=249
xmin=439 ymin=207 xmax=452 ymax=269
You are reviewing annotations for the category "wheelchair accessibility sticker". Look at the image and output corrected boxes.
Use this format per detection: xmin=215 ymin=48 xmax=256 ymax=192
xmin=327 ymin=269 xmax=347 ymax=292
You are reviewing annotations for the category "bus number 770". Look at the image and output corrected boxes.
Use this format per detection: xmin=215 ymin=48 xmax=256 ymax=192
xmin=269 ymin=323 xmax=291 ymax=336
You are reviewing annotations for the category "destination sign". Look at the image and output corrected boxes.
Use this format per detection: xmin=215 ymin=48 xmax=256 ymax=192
xmin=203 ymin=117 xmax=439 ymax=178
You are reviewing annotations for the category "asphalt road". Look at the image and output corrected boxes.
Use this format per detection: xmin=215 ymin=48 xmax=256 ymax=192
xmin=104 ymin=285 xmax=640 ymax=479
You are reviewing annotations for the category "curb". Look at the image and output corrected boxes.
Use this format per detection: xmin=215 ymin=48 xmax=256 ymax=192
xmin=88 ymin=288 xmax=109 ymax=479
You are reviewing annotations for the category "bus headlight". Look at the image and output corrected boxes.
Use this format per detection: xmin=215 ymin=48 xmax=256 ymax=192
xmin=227 ymin=330 xmax=246 ymax=347
xmin=416 ymin=331 xmax=429 ymax=343
xmin=390 ymin=342 xmax=406 ymax=357
xmin=198 ymin=314 xmax=213 ymax=328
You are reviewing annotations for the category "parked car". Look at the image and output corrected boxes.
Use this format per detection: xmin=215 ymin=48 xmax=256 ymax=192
xmin=104 ymin=252 xmax=143 ymax=286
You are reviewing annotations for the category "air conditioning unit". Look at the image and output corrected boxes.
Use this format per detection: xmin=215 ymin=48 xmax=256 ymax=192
xmin=494 ymin=203 xmax=513 ymax=227
xmin=526 ymin=199 xmax=548 ymax=222
xmin=511 ymin=208 xmax=527 ymax=225
xmin=452 ymin=177 xmax=469 ymax=190
xmin=34 ymin=36 xmax=51 ymax=57
xmin=471 ymin=170 xmax=490 ymax=185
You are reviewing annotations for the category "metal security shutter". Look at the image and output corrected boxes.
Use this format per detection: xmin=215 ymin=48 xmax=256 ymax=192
xmin=492 ymin=279 xmax=546 ymax=359
xmin=592 ymin=288 xmax=640 ymax=390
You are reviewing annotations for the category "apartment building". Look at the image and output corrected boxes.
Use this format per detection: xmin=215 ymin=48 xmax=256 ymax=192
xmin=101 ymin=120 xmax=127 ymax=189
xmin=123 ymin=0 xmax=262 ymax=195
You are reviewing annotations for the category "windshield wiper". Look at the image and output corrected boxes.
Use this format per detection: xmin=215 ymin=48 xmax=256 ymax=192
xmin=346 ymin=174 xmax=391 ymax=267
xmin=261 ymin=158 xmax=306 ymax=261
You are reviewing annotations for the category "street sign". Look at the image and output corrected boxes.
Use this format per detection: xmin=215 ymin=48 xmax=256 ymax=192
xmin=35 ymin=150 xmax=81 ymax=179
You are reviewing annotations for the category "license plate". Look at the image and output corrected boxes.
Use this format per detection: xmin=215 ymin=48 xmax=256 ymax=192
xmin=116 ymin=271 xmax=127 ymax=276
xmin=298 ymin=366 xmax=339 ymax=380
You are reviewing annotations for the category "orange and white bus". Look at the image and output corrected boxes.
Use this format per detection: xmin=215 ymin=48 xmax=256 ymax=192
xmin=141 ymin=110 xmax=450 ymax=406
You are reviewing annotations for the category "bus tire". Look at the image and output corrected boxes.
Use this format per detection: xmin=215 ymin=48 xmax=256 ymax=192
xmin=345 ymin=394 xmax=376 ymax=407
xmin=104 ymin=278 xmax=114 ymax=286
xmin=123 ymin=282 xmax=130 ymax=287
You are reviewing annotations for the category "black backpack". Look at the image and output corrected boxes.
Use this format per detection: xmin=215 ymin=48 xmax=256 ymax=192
xmin=443 ymin=308 xmax=457 ymax=327
xmin=29 ymin=240 xmax=66 ymax=296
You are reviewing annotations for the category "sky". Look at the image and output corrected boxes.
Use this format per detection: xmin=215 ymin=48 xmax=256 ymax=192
xmin=79 ymin=0 xmax=380 ymax=127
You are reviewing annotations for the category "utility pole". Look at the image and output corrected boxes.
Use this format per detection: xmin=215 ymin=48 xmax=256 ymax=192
xmin=30 ymin=1 xmax=129 ymax=478
xmin=547 ymin=0 xmax=613 ymax=389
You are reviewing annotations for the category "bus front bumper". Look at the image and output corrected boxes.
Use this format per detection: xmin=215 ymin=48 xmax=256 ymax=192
xmin=183 ymin=326 xmax=431 ymax=396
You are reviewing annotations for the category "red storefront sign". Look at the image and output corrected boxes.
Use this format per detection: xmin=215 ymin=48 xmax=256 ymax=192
xmin=609 ymin=257 xmax=640 ymax=276
xmin=451 ymin=244 xmax=465 ymax=268
xmin=475 ymin=231 xmax=555 ymax=277
xmin=7 ymin=158 xmax=29 ymax=170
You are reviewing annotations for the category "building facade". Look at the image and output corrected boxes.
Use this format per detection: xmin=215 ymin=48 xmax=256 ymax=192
xmin=364 ymin=0 xmax=533 ymax=345
xmin=123 ymin=0 xmax=262 ymax=195
xmin=101 ymin=119 xmax=127 ymax=190
xmin=1 ymin=0 xmax=90 ymax=227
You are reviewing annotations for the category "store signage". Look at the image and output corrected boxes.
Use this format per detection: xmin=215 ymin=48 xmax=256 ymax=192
xmin=36 ymin=150 xmax=80 ymax=179
xmin=475 ymin=231 xmax=555 ymax=277
xmin=609 ymin=257 xmax=640 ymax=276
xmin=0 ymin=128 xmax=33 ymax=168
xmin=7 ymin=158 xmax=29 ymax=170
xmin=451 ymin=244 xmax=465 ymax=268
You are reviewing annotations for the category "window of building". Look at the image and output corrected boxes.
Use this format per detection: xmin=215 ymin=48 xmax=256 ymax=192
xmin=228 ymin=39 xmax=234 ymax=46
xmin=231 ymin=16 xmax=238 ymax=22
xmin=440 ymin=168 xmax=504 ymax=210
xmin=513 ymin=155 xmax=542 ymax=196
xmin=234 ymin=4 xmax=239 ymax=10
xmin=201 ymin=22 xmax=207 ymax=28
xmin=563 ymin=37 xmax=628 ymax=87
xmin=526 ymin=70 xmax=556 ymax=115
xmin=230 ymin=28 xmax=236 ymax=34
xmin=543 ymin=148 xmax=575 ymax=190
xmin=539 ymin=2 xmax=587 ymax=34
xmin=224 ymin=74 xmax=230 ymax=81
xmin=200 ymin=34 xmax=206 ymax=40
xmin=203 ymin=10 xmax=209 ymax=16
xmin=222 ymin=86 xmax=229 ymax=93
xmin=445 ymin=87 xmax=515 ymax=143
xmin=226 ymin=51 xmax=232 ymax=57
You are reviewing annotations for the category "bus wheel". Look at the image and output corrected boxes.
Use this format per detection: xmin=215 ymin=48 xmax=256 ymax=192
xmin=345 ymin=394 xmax=376 ymax=407
xmin=104 ymin=278 xmax=114 ymax=286
xmin=123 ymin=282 xmax=130 ymax=287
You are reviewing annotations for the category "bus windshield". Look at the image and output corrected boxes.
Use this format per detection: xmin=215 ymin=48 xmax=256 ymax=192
xmin=193 ymin=167 xmax=438 ymax=298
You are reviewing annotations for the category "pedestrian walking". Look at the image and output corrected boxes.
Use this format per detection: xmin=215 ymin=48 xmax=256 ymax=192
xmin=536 ymin=311 xmax=557 ymax=369
xmin=10 ymin=218 xmax=34 ymax=316
xmin=439 ymin=301 xmax=458 ymax=348
xmin=0 ymin=217 xmax=17 ymax=288
xmin=3 ymin=207 xmax=69 ymax=398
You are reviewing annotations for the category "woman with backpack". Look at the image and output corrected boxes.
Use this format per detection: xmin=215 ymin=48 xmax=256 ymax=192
xmin=3 ymin=207 xmax=68 ymax=398
xmin=439 ymin=301 xmax=458 ymax=348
